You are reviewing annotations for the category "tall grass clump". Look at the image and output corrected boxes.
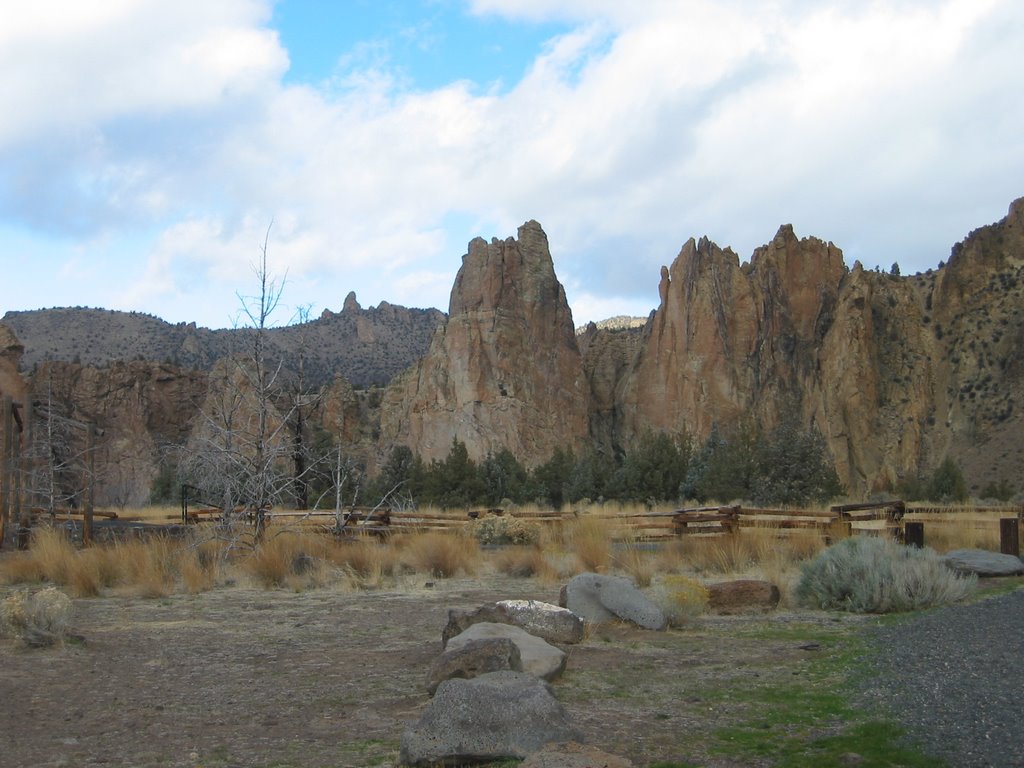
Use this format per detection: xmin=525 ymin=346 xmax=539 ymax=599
xmin=399 ymin=532 xmax=480 ymax=577
xmin=1 ymin=587 xmax=72 ymax=648
xmin=612 ymin=535 xmax=656 ymax=587
xmin=244 ymin=532 xmax=330 ymax=589
xmin=331 ymin=536 xmax=400 ymax=589
xmin=117 ymin=537 xmax=179 ymax=598
xmin=29 ymin=527 xmax=77 ymax=585
xmin=795 ymin=536 xmax=976 ymax=613
xmin=565 ymin=516 xmax=614 ymax=573
xmin=491 ymin=546 xmax=558 ymax=581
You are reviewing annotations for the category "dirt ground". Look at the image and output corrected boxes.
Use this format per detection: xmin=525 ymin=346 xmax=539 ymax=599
xmin=0 ymin=576 xmax=870 ymax=768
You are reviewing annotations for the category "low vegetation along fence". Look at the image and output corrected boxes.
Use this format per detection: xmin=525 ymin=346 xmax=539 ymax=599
xmin=8 ymin=482 xmax=1021 ymax=555
xmin=177 ymin=495 xmax=1023 ymax=552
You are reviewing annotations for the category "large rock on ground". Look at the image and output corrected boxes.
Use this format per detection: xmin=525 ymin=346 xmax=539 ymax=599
xmin=425 ymin=638 xmax=522 ymax=696
xmin=442 ymin=599 xmax=585 ymax=645
xmin=446 ymin=623 xmax=566 ymax=681
xmin=562 ymin=573 xmax=667 ymax=630
xmin=707 ymin=580 xmax=781 ymax=614
xmin=942 ymin=549 xmax=1024 ymax=577
xmin=400 ymin=671 xmax=581 ymax=767
xmin=520 ymin=741 xmax=635 ymax=768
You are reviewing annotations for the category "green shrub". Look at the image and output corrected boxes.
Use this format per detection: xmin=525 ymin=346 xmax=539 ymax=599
xmin=473 ymin=515 xmax=541 ymax=546
xmin=795 ymin=537 xmax=975 ymax=613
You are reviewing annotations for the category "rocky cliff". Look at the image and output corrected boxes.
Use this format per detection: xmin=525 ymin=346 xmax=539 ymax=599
xmin=593 ymin=198 xmax=1024 ymax=495
xmin=379 ymin=221 xmax=589 ymax=465
xmin=26 ymin=360 xmax=208 ymax=507
xmin=0 ymin=323 xmax=27 ymax=406
xmin=6 ymin=200 xmax=1022 ymax=503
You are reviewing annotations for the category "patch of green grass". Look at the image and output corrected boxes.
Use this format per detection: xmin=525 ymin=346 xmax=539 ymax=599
xmin=705 ymin=631 xmax=945 ymax=767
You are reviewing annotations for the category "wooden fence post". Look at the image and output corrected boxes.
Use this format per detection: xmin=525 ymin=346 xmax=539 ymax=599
xmin=904 ymin=521 xmax=924 ymax=548
xmin=1000 ymin=518 xmax=1020 ymax=557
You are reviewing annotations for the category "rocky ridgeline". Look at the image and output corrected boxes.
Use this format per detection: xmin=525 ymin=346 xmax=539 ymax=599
xmin=2 ymin=292 xmax=444 ymax=389
xmin=2 ymin=198 xmax=1022 ymax=503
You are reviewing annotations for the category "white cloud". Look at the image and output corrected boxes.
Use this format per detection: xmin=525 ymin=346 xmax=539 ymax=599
xmin=2 ymin=0 xmax=1022 ymax=328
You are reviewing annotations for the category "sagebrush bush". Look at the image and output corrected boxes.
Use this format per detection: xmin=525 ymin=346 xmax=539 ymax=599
xmin=472 ymin=516 xmax=541 ymax=546
xmin=1 ymin=587 xmax=72 ymax=647
xmin=795 ymin=536 xmax=976 ymax=613
xmin=652 ymin=575 xmax=709 ymax=626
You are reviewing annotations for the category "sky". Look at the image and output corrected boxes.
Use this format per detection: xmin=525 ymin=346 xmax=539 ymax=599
xmin=1 ymin=0 xmax=1022 ymax=330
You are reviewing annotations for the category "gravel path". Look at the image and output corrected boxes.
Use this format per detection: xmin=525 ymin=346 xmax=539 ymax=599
xmin=862 ymin=587 xmax=1024 ymax=768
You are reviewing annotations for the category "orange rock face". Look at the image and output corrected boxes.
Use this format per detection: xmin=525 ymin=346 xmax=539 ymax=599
xmin=620 ymin=226 xmax=847 ymax=445
xmin=380 ymin=221 xmax=589 ymax=465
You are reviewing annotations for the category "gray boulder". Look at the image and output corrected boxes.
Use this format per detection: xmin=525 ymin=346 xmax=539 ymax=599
xmin=400 ymin=671 xmax=581 ymax=767
xmin=563 ymin=573 xmax=667 ymax=630
xmin=446 ymin=622 xmax=566 ymax=681
xmin=425 ymin=638 xmax=522 ymax=696
xmin=943 ymin=548 xmax=1024 ymax=577
xmin=442 ymin=599 xmax=585 ymax=645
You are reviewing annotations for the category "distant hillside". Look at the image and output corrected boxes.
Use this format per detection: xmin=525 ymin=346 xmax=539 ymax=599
xmin=2 ymin=292 xmax=445 ymax=388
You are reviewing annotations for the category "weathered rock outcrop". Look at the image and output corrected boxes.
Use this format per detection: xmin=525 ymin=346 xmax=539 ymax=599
xmin=0 ymin=323 xmax=27 ymax=406
xmin=598 ymin=198 xmax=1024 ymax=495
xmin=618 ymin=226 xmax=847 ymax=446
xmin=9 ymin=199 xmax=1024 ymax=501
xmin=379 ymin=221 xmax=589 ymax=465
xmin=29 ymin=360 xmax=208 ymax=507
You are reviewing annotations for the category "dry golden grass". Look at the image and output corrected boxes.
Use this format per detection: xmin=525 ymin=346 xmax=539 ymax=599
xmin=7 ymin=501 xmax=1009 ymax=602
xmin=564 ymin=516 xmax=615 ymax=573
xmin=243 ymin=531 xmax=332 ymax=589
xmin=397 ymin=531 xmax=480 ymax=577
xmin=612 ymin=536 xmax=656 ymax=587
xmin=30 ymin=527 xmax=77 ymax=585
xmin=492 ymin=546 xmax=559 ymax=582
xmin=117 ymin=538 xmax=178 ymax=598
xmin=329 ymin=536 xmax=402 ymax=589
xmin=905 ymin=515 xmax=1002 ymax=553
xmin=0 ymin=551 xmax=46 ymax=585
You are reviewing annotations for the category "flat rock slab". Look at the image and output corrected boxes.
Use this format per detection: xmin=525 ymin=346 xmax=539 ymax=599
xmin=943 ymin=548 xmax=1024 ymax=577
xmin=425 ymin=637 xmax=522 ymax=696
xmin=707 ymin=579 xmax=781 ymax=614
xmin=521 ymin=741 xmax=635 ymax=768
xmin=443 ymin=600 xmax=585 ymax=645
xmin=446 ymin=622 xmax=566 ymax=681
xmin=400 ymin=671 xmax=581 ymax=767
xmin=563 ymin=573 xmax=667 ymax=630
